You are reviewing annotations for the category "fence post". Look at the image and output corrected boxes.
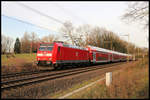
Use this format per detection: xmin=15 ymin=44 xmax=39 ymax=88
xmin=106 ymin=72 xmax=112 ymax=86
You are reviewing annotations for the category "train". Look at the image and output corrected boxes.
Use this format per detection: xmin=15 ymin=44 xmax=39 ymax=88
xmin=36 ymin=41 xmax=133 ymax=69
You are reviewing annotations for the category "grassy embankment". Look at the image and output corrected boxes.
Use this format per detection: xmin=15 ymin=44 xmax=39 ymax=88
xmin=1 ymin=53 xmax=39 ymax=74
xmin=67 ymin=57 xmax=149 ymax=99
xmin=50 ymin=57 xmax=148 ymax=99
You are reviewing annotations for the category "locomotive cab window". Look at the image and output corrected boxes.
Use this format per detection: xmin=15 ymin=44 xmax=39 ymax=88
xmin=39 ymin=46 xmax=53 ymax=51
xmin=39 ymin=43 xmax=54 ymax=51
xmin=39 ymin=47 xmax=47 ymax=51
xmin=47 ymin=47 xmax=53 ymax=51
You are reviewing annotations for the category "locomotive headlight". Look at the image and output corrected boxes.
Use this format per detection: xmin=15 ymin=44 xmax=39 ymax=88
xmin=37 ymin=53 xmax=43 ymax=56
xmin=47 ymin=53 xmax=52 ymax=56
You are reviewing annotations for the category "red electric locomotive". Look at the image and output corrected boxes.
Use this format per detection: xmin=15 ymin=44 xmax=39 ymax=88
xmin=37 ymin=41 xmax=89 ymax=69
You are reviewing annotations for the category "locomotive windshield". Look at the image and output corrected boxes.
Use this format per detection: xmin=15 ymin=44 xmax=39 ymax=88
xmin=39 ymin=46 xmax=53 ymax=51
xmin=39 ymin=43 xmax=54 ymax=51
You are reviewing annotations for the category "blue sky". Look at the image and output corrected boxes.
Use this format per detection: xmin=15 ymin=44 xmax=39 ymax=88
xmin=1 ymin=1 xmax=149 ymax=48
xmin=2 ymin=15 xmax=59 ymax=40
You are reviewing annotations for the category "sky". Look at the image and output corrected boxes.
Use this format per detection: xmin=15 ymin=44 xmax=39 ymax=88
xmin=1 ymin=1 xmax=149 ymax=48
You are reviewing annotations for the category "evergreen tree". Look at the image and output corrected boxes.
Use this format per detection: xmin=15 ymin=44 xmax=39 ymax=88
xmin=14 ymin=38 xmax=21 ymax=53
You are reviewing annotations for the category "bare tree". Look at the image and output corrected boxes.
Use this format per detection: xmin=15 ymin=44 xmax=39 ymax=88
xmin=76 ymin=24 xmax=92 ymax=46
xmin=60 ymin=21 xmax=142 ymax=54
xmin=21 ymin=32 xmax=31 ymax=53
xmin=2 ymin=35 xmax=7 ymax=54
xmin=86 ymin=27 xmax=129 ymax=53
xmin=1 ymin=34 xmax=14 ymax=54
xmin=31 ymin=32 xmax=38 ymax=43
xmin=60 ymin=21 xmax=77 ymax=45
xmin=7 ymin=37 xmax=14 ymax=53
xmin=30 ymin=32 xmax=39 ymax=52
xmin=41 ymin=34 xmax=58 ymax=43
xmin=90 ymin=27 xmax=102 ymax=47
xmin=121 ymin=2 xmax=149 ymax=29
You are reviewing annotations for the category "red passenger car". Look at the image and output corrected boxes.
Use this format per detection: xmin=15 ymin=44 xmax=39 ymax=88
xmin=86 ymin=45 xmax=112 ymax=63
xmin=86 ymin=45 xmax=128 ymax=63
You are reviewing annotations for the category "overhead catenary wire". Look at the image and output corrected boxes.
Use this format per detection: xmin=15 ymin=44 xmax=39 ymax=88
xmin=16 ymin=2 xmax=71 ymax=41
xmin=17 ymin=2 xmax=64 ymax=25
xmin=17 ymin=2 xmax=86 ymax=45
xmin=52 ymin=3 xmax=89 ymax=45
xmin=3 ymin=2 xmax=81 ymax=45
xmin=54 ymin=3 xmax=88 ymax=25
xmin=2 ymin=14 xmax=63 ymax=35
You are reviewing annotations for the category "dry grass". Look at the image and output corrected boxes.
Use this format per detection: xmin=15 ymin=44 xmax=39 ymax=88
xmin=69 ymin=57 xmax=149 ymax=99
xmin=1 ymin=63 xmax=40 ymax=75
xmin=107 ymin=60 xmax=148 ymax=98
xmin=1 ymin=53 xmax=40 ymax=74
xmin=2 ymin=53 xmax=36 ymax=66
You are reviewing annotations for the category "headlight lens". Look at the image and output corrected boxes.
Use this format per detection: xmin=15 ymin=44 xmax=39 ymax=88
xmin=37 ymin=53 xmax=52 ymax=56
xmin=37 ymin=53 xmax=43 ymax=56
xmin=46 ymin=53 xmax=52 ymax=56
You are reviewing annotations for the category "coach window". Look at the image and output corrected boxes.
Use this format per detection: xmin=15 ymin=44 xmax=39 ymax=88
xmin=47 ymin=47 xmax=53 ymax=51
xmin=76 ymin=52 xmax=78 ymax=56
xmin=58 ymin=46 xmax=60 ymax=52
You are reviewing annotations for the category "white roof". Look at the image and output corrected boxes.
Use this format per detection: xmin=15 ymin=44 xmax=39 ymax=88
xmin=87 ymin=45 xmax=130 ymax=56
xmin=88 ymin=45 xmax=111 ymax=53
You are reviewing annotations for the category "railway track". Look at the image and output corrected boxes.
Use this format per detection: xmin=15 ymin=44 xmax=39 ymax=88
xmin=1 ymin=69 xmax=50 ymax=79
xmin=1 ymin=63 xmax=113 ymax=79
xmin=1 ymin=62 xmax=126 ymax=91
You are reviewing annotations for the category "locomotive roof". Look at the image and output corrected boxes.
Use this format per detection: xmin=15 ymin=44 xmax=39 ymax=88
xmin=63 ymin=44 xmax=88 ymax=50
xmin=39 ymin=42 xmax=88 ymax=50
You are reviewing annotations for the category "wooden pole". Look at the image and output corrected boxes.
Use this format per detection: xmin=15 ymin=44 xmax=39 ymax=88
xmin=30 ymin=42 xmax=32 ymax=54
xmin=127 ymin=33 xmax=129 ymax=62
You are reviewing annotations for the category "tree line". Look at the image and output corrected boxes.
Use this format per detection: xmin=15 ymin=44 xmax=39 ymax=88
xmin=2 ymin=32 xmax=58 ymax=54
xmin=2 ymin=23 xmax=147 ymax=57
xmin=60 ymin=22 xmax=143 ymax=55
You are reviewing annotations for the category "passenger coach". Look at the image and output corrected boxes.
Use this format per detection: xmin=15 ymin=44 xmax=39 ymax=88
xmin=86 ymin=45 xmax=128 ymax=63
